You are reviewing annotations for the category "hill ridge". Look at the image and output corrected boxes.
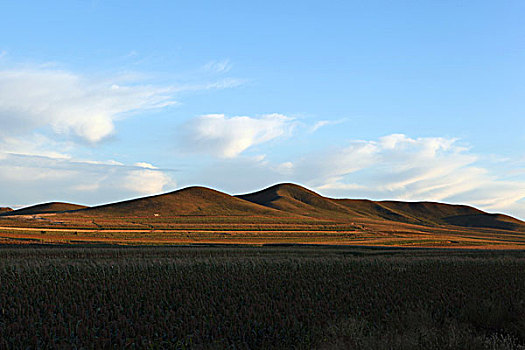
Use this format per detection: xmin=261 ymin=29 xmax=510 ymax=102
xmin=1 ymin=183 xmax=523 ymax=232
xmin=239 ymin=183 xmax=525 ymax=231
xmin=73 ymin=185 xmax=291 ymax=217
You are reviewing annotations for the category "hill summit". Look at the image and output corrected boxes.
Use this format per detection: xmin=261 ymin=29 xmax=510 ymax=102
xmin=74 ymin=186 xmax=287 ymax=217
xmin=236 ymin=183 xmax=362 ymax=219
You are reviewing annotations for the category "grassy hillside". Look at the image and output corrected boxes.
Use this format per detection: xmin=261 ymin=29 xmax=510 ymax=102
xmin=237 ymin=183 xmax=362 ymax=220
xmin=240 ymin=183 xmax=525 ymax=231
xmin=0 ymin=202 xmax=87 ymax=216
xmin=75 ymin=186 xmax=291 ymax=218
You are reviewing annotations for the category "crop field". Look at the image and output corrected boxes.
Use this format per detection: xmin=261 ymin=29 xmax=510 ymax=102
xmin=0 ymin=245 xmax=524 ymax=349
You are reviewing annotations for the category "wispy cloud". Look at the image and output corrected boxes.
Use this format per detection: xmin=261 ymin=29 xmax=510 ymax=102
xmin=0 ymin=134 xmax=73 ymax=159
xmin=203 ymin=59 xmax=232 ymax=73
xmin=0 ymin=68 xmax=176 ymax=143
xmin=178 ymin=113 xmax=296 ymax=158
xmin=296 ymin=134 xmax=525 ymax=216
xmin=172 ymin=78 xmax=245 ymax=92
xmin=310 ymin=118 xmax=347 ymax=132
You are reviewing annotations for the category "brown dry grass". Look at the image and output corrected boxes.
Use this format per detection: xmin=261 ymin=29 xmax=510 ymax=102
xmin=1 ymin=220 xmax=524 ymax=249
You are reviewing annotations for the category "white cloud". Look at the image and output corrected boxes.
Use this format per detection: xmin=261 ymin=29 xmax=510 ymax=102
xmin=0 ymin=68 xmax=175 ymax=143
xmin=0 ymin=154 xmax=176 ymax=206
xmin=134 ymin=162 xmax=157 ymax=169
xmin=179 ymin=113 xmax=296 ymax=158
xmin=123 ymin=169 xmax=173 ymax=194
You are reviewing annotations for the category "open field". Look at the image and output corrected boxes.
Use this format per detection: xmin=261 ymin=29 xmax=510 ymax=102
xmin=0 ymin=245 xmax=524 ymax=349
xmin=1 ymin=215 xmax=524 ymax=248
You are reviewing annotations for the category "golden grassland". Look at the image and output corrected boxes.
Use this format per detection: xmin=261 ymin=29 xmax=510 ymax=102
xmin=1 ymin=213 xmax=524 ymax=249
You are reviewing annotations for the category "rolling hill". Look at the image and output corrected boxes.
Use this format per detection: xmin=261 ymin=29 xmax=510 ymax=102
xmin=72 ymin=186 xmax=290 ymax=217
xmin=1 ymin=183 xmax=523 ymax=233
xmin=239 ymin=183 xmax=525 ymax=231
xmin=0 ymin=202 xmax=87 ymax=216
xmin=236 ymin=183 xmax=364 ymax=220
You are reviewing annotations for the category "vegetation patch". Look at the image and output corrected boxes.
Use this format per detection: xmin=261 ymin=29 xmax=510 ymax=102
xmin=0 ymin=246 xmax=524 ymax=349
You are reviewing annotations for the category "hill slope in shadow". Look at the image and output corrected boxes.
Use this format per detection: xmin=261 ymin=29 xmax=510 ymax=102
xmin=442 ymin=213 xmax=524 ymax=231
xmin=239 ymin=183 xmax=525 ymax=231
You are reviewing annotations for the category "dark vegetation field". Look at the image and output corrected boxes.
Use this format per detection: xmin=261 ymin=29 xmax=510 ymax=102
xmin=1 ymin=245 xmax=524 ymax=349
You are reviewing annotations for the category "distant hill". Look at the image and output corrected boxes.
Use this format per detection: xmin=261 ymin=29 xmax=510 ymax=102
xmin=333 ymin=199 xmax=480 ymax=225
xmin=443 ymin=213 xmax=524 ymax=231
xmin=338 ymin=199 xmax=525 ymax=231
xmin=73 ymin=186 xmax=289 ymax=217
xmin=0 ymin=207 xmax=13 ymax=214
xmin=239 ymin=183 xmax=525 ymax=231
xmin=0 ymin=202 xmax=87 ymax=216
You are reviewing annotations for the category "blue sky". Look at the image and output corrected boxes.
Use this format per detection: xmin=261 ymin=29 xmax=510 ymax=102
xmin=0 ymin=1 xmax=524 ymax=218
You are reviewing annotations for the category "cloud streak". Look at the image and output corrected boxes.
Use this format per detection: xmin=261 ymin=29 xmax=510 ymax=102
xmin=310 ymin=118 xmax=347 ymax=132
